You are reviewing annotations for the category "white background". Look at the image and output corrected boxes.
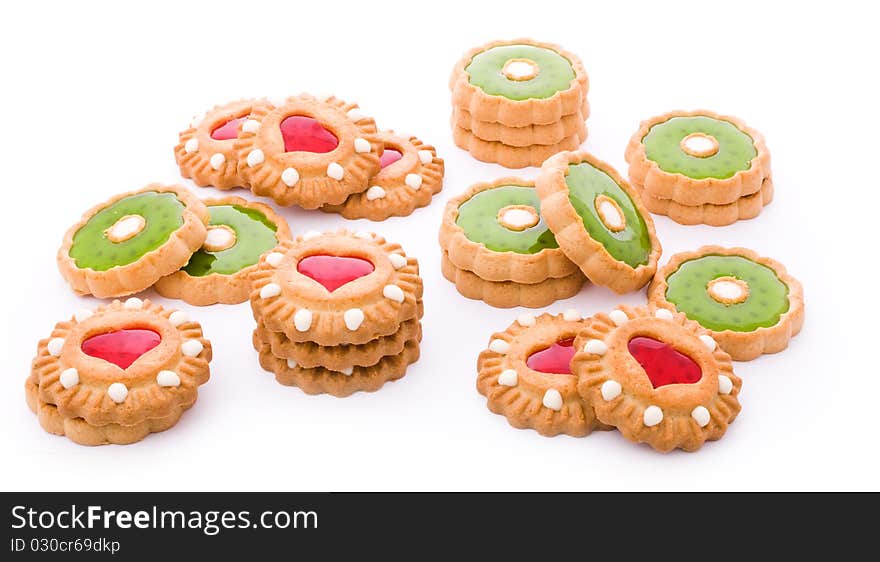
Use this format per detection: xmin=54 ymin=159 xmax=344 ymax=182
xmin=1 ymin=0 xmax=877 ymax=491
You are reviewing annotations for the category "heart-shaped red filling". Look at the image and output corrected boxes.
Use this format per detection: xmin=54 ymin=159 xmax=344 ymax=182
xmin=526 ymin=338 xmax=575 ymax=374
xmin=379 ymin=148 xmax=403 ymax=168
xmin=280 ymin=115 xmax=338 ymax=153
xmin=211 ymin=117 xmax=247 ymax=140
xmin=81 ymin=329 xmax=162 ymax=369
xmin=297 ymin=255 xmax=375 ymax=292
xmin=627 ymin=336 xmax=702 ymax=388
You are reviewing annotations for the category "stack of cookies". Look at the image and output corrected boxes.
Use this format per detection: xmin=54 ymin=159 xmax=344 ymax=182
xmin=450 ymin=39 xmax=589 ymax=168
xmin=625 ymin=110 xmax=773 ymax=226
xmin=249 ymin=230 xmax=423 ymax=397
xmin=174 ymin=94 xmax=444 ymax=221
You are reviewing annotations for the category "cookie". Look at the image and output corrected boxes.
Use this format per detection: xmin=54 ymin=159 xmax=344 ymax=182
xmin=452 ymin=124 xmax=585 ymax=168
xmin=625 ymin=110 xmax=771 ymax=206
xmin=439 ymin=177 xmax=578 ymax=283
xmin=253 ymin=331 xmax=420 ymax=397
xmin=441 ymin=251 xmax=585 ymax=308
xmin=536 ymin=151 xmax=661 ymax=293
xmin=634 ymin=177 xmax=774 ymax=227
xmin=250 ymin=230 xmax=422 ymax=346
xmin=477 ymin=311 xmax=607 ymax=437
xmin=27 ymin=298 xmax=212 ymax=445
xmin=452 ymin=106 xmax=588 ymax=147
xmin=174 ymin=98 xmax=272 ymax=189
xmin=320 ymin=131 xmax=444 ymax=220
xmin=450 ymin=39 xmax=589 ymax=128
xmin=154 ymin=196 xmax=292 ymax=305
xmin=648 ymin=246 xmax=804 ymax=361
xmin=571 ymin=305 xmax=742 ymax=452
xmin=254 ymin=310 xmax=422 ymax=372
xmin=234 ymin=94 xmax=381 ymax=209
xmin=57 ymin=184 xmax=209 ymax=298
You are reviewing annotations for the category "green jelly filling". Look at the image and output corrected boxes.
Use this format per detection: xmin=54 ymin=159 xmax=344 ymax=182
xmin=183 ymin=205 xmax=278 ymax=276
xmin=69 ymin=191 xmax=185 ymax=271
xmin=642 ymin=115 xmax=757 ymax=179
xmin=456 ymin=185 xmax=558 ymax=254
xmin=465 ymin=44 xmax=575 ymax=100
xmin=665 ymin=255 xmax=789 ymax=332
xmin=565 ymin=162 xmax=651 ymax=268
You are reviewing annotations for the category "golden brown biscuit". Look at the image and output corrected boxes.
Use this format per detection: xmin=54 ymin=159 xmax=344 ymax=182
xmin=452 ymin=124 xmax=584 ymax=169
xmin=633 ymin=177 xmax=774 ymax=227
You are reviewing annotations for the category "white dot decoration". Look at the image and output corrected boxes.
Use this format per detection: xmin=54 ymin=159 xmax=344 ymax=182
xmin=516 ymin=314 xmax=536 ymax=327
xmin=123 ymin=297 xmax=143 ymax=310
xmin=643 ymin=405 xmax=663 ymax=427
xmin=488 ymin=339 xmax=510 ymax=354
xmin=383 ymin=284 xmax=405 ymax=303
xmin=353 ymin=231 xmax=373 ymax=240
xmin=562 ymin=309 xmax=580 ymax=321
xmin=265 ymin=252 xmax=284 ymax=267
xmin=74 ymin=309 xmax=93 ymax=323
xmin=107 ymin=382 xmax=129 ymax=404
xmin=338 ymin=366 xmax=354 ymax=376
xmin=718 ymin=375 xmax=733 ymax=395
xmin=59 ymin=368 xmax=79 ymax=389
xmin=301 ymin=230 xmax=322 ymax=241
xmin=184 ymin=138 xmax=199 ymax=153
xmin=600 ymin=380 xmax=621 ymax=401
xmin=344 ymin=308 xmax=365 ymax=331
xmin=608 ymin=309 xmax=628 ymax=326
xmin=497 ymin=369 xmax=518 ymax=387
xmin=388 ymin=253 xmax=407 ymax=270
xmin=691 ymin=406 xmax=711 ymax=427
xmin=260 ymin=283 xmax=281 ymax=299
xmin=281 ymin=167 xmax=300 ymax=186
xmin=542 ymin=389 xmax=563 ymax=411
xmin=294 ymin=309 xmax=313 ymax=332
xmin=209 ymin=153 xmax=226 ymax=170
xmin=366 ymin=186 xmax=386 ymax=201
xmin=327 ymin=162 xmax=345 ymax=180
xmin=654 ymin=308 xmax=673 ymax=321
xmin=417 ymin=150 xmax=433 ymax=165
xmin=156 ymin=370 xmax=181 ymax=387
xmin=699 ymin=334 xmax=717 ymax=352
xmin=47 ymin=337 xmax=65 ymax=356
xmin=287 ymin=358 xmax=298 ymax=369
xmin=246 ymin=149 xmax=264 ymax=167
xmin=241 ymin=119 xmax=260 ymax=134
xmin=181 ymin=339 xmax=204 ymax=357
xmin=584 ymin=339 xmax=607 ymax=356
xmin=354 ymin=138 xmax=371 ymax=153
xmin=168 ymin=310 xmax=189 ymax=327
xmin=404 ymin=174 xmax=423 ymax=189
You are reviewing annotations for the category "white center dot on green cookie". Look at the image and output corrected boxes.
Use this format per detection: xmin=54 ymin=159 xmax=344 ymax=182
xmin=203 ymin=225 xmax=237 ymax=252
xmin=104 ymin=214 xmax=146 ymax=243
xmin=680 ymin=132 xmax=719 ymax=158
xmin=497 ymin=205 xmax=540 ymax=231
xmin=706 ymin=276 xmax=749 ymax=305
xmin=502 ymin=58 xmax=539 ymax=81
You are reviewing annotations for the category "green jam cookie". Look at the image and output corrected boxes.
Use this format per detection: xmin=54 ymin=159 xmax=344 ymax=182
xmin=69 ymin=191 xmax=185 ymax=271
xmin=183 ymin=205 xmax=278 ymax=276
xmin=465 ymin=44 xmax=575 ymax=100
xmin=665 ymin=255 xmax=789 ymax=332
xmin=456 ymin=185 xmax=559 ymax=254
xmin=564 ymin=162 xmax=651 ymax=268
xmin=642 ymin=116 xmax=757 ymax=179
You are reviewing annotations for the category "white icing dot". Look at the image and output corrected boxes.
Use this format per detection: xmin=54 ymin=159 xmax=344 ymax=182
xmin=246 ymin=149 xmax=264 ymax=167
xmin=204 ymin=226 xmax=235 ymax=250
xmin=608 ymin=309 xmax=628 ymax=326
xmin=327 ymin=162 xmax=344 ymax=180
xmin=417 ymin=150 xmax=433 ymax=165
xmin=691 ymin=406 xmax=711 ymax=427
xmin=699 ymin=334 xmax=717 ymax=352
xmin=346 ymin=109 xmax=365 ymax=121
xmin=353 ymin=231 xmax=373 ymax=240
xmin=106 ymin=215 xmax=145 ymax=242
xmin=542 ymin=389 xmax=563 ymax=411
xmin=516 ymin=313 xmax=536 ymax=327
xmin=344 ymin=308 xmax=365 ymax=331
xmin=47 ymin=337 xmax=65 ymax=356
xmin=338 ymin=366 xmax=354 ymax=376
xmin=354 ymin=138 xmax=371 ymax=153
xmin=718 ymin=375 xmax=733 ymax=395
xmin=286 ymin=358 xmax=298 ymax=369
xmin=654 ymin=308 xmax=674 ymax=321
xmin=383 ymin=284 xmax=405 ymax=303
xmin=123 ymin=297 xmax=143 ymax=310
xmin=265 ymin=252 xmax=284 ymax=267
xmin=388 ymin=253 xmax=407 ymax=269
xmin=294 ymin=309 xmax=313 ymax=332
xmin=600 ymin=380 xmax=622 ymax=401
xmin=241 ymin=119 xmax=261 ymax=134
xmin=503 ymin=59 xmax=538 ymax=80
xmin=281 ymin=167 xmax=300 ymax=186
xmin=562 ymin=308 xmax=581 ymax=321
xmin=260 ymin=282 xmax=281 ymax=299
xmin=488 ymin=339 xmax=510 ymax=354
xmin=643 ymin=405 xmax=663 ymax=427
xmin=74 ymin=309 xmax=93 ymax=323
xmin=59 ymin=368 xmax=79 ymax=389
xmin=404 ymin=173 xmax=423 ymax=189
xmin=597 ymin=199 xmax=625 ymax=230
xmin=184 ymin=138 xmax=199 ymax=153
xmin=168 ymin=310 xmax=189 ymax=327
xmin=499 ymin=208 xmax=537 ymax=229
xmin=497 ymin=369 xmax=518 ymax=387
xmin=301 ymin=230 xmax=322 ymax=241
xmin=107 ymin=382 xmax=128 ymax=404
xmin=683 ymin=134 xmax=716 ymax=154
xmin=366 ymin=186 xmax=386 ymax=201
xmin=156 ymin=370 xmax=181 ymax=387
xmin=709 ymin=280 xmax=745 ymax=301
xmin=181 ymin=339 xmax=204 ymax=357
xmin=209 ymin=152 xmax=226 ymax=170
xmin=584 ymin=339 xmax=607 ymax=356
